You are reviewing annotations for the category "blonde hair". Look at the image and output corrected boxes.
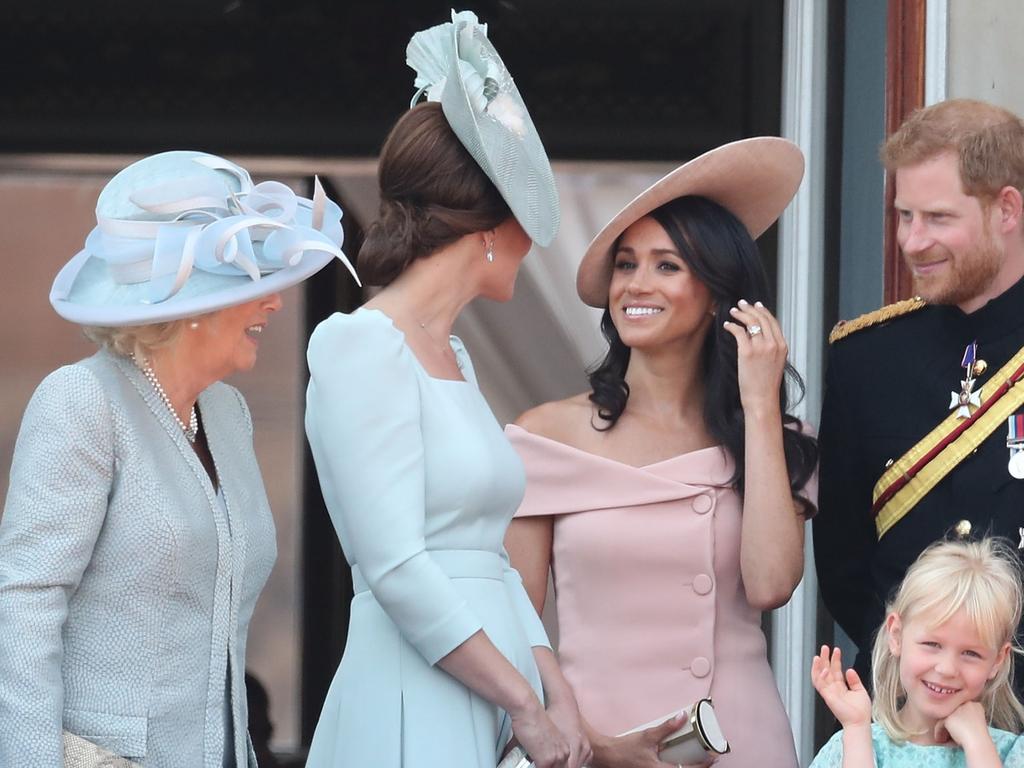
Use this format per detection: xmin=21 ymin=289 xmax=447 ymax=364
xmin=880 ymin=99 xmax=1024 ymax=203
xmin=871 ymin=538 xmax=1024 ymax=741
xmin=83 ymin=320 xmax=186 ymax=363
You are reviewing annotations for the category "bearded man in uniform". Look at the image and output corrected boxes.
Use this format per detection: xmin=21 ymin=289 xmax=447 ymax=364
xmin=815 ymin=98 xmax=1024 ymax=693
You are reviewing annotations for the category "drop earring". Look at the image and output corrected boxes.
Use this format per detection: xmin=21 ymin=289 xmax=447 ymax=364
xmin=485 ymin=239 xmax=495 ymax=263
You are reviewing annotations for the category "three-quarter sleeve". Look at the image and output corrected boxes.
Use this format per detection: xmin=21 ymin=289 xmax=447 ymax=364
xmin=305 ymin=312 xmax=484 ymax=665
xmin=0 ymin=365 xmax=114 ymax=767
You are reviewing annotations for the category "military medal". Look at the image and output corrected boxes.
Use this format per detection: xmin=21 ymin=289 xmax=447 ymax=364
xmin=1007 ymin=414 xmax=1024 ymax=479
xmin=950 ymin=341 xmax=983 ymax=419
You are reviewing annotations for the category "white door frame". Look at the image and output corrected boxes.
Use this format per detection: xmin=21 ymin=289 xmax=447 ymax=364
xmin=925 ymin=0 xmax=949 ymax=105
xmin=774 ymin=2 xmax=947 ymax=763
xmin=774 ymin=1 xmax=827 ymax=764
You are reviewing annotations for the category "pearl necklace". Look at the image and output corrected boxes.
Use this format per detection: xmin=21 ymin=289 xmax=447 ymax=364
xmin=132 ymin=355 xmax=199 ymax=443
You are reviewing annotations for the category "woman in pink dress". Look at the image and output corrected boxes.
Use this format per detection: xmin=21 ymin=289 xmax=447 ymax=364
xmin=506 ymin=138 xmax=819 ymax=768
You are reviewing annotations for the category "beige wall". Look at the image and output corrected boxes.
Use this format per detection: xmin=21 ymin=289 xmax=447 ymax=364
xmin=948 ymin=0 xmax=1024 ymax=111
xmin=0 ymin=176 xmax=102 ymax=446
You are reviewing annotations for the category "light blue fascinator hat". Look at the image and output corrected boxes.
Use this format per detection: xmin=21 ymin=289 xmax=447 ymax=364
xmin=50 ymin=151 xmax=360 ymax=326
xmin=407 ymin=10 xmax=560 ymax=247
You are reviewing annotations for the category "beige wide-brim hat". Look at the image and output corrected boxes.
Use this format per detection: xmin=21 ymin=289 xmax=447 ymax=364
xmin=576 ymin=137 xmax=804 ymax=307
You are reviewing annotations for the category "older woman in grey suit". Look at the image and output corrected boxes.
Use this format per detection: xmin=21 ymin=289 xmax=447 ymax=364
xmin=0 ymin=151 xmax=357 ymax=768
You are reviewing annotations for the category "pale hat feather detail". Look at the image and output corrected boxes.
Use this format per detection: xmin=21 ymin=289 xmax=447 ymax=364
xmin=405 ymin=10 xmax=559 ymax=246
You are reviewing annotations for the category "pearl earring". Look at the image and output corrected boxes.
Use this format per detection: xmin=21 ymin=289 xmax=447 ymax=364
xmin=189 ymin=320 xmax=200 ymax=330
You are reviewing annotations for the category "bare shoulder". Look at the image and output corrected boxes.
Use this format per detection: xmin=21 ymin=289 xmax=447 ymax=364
xmin=514 ymin=393 xmax=595 ymax=446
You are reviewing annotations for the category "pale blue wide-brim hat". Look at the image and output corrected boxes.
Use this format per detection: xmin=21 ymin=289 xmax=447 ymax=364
xmin=406 ymin=10 xmax=560 ymax=247
xmin=51 ymin=151 xmax=360 ymax=326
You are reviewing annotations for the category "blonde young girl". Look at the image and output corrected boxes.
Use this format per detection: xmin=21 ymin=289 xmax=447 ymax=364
xmin=810 ymin=538 xmax=1024 ymax=767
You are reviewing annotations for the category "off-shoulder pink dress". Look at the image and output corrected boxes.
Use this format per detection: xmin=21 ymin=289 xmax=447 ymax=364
xmin=507 ymin=424 xmax=815 ymax=768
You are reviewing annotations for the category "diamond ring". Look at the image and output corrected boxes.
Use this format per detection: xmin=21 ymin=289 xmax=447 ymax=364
xmin=747 ymin=324 xmax=763 ymax=337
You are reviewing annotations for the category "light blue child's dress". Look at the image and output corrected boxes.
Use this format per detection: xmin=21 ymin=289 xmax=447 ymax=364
xmin=810 ymin=723 xmax=1022 ymax=767
xmin=303 ymin=309 xmax=549 ymax=767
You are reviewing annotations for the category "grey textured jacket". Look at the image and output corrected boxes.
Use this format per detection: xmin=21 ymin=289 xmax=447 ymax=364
xmin=0 ymin=350 xmax=277 ymax=767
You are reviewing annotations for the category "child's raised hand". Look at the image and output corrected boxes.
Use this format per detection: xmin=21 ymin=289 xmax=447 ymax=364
xmin=811 ymin=645 xmax=872 ymax=729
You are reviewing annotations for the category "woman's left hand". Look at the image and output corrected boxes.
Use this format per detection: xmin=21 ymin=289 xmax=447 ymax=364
xmin=723 ymin=300 xmax=788 ymax=417
xmin=530 ymin=647 xmax=591 ymax=768
xmin=546 ymin=693 xmax=592 ymax=768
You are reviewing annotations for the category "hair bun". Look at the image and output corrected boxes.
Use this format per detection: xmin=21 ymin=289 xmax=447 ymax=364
xmin=358 ymin=199 xmax=431 ymax=286
xmin=356 ymin=103 xmax=512 ymax=287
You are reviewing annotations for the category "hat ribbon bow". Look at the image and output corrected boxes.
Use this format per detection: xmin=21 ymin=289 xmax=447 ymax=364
xmin=90 ymin=156 xmax=358 ymax=304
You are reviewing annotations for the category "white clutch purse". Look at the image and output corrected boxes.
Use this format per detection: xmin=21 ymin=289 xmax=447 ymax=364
xmin=497 ymin=745 xmax=531 ymax=768
xmin=620 ymin=698 xmax=730 ymax=765
xmin=63 ymin=731 xmax=143 ymax=768
xmin=497 ymin=697 xmax=730 ymax=768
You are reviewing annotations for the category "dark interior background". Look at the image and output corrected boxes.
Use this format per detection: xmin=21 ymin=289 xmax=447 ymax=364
xmin=1 ymin=0 xmax=782 ymax=160
xmin=1 ymin=0 xmax=827 ymax=756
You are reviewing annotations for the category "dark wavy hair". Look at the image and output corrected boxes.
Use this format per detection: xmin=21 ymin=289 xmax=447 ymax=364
xmin=357 ymin=102 xmax=511 ymax=287
xmin=587 ymin=195 xmax=818 ymax=513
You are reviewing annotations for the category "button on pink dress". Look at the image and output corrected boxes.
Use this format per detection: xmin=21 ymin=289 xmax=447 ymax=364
xmin=508 ymin=424 xmax=815 ymax=768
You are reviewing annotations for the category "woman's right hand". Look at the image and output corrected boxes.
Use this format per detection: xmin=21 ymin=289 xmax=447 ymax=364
xmin=511 ymin=698 xmax=571 ymax=768
xmin=590 ymin=714 xmax=706 ymax=768
xmin=811 ymin=645 xmax=872 ymax=729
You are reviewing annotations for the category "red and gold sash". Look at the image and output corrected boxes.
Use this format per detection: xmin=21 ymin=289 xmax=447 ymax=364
xmin=872 ymin=346 xmax=1024 ymax=539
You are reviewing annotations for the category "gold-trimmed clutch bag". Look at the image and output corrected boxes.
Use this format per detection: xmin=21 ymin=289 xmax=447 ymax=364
xmin=497 ymin=697 xmax=730 ymax=768
xmin=620 ymin=698 xmax=730 ymax=765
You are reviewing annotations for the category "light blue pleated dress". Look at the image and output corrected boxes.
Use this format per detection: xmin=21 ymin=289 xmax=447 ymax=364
xmin=304 ymin=308 xmax=550 ymax=768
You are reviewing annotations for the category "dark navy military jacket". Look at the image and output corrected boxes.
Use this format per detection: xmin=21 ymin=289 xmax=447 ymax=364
xmin=814 ymin=276 xmax=1024 ymax=690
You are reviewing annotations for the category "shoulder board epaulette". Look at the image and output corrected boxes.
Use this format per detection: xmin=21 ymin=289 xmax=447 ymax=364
xmin=828 ymin=296 xmax=927 ymax=344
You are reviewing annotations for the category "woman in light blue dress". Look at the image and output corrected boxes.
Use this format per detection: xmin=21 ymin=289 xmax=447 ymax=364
xmin=304 ymin=12 xmax=588 ymax=768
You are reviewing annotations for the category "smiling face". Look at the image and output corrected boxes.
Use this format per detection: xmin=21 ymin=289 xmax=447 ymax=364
xmin=895 ymin=152 xmax=1006 ymax=311
xmin=888 ymin=608 xmax=1009 ymax=735
xmin=190 ymin=292 xmax=283 ymax=379
xmin=607 ymin=216 xmax=715 ymax=350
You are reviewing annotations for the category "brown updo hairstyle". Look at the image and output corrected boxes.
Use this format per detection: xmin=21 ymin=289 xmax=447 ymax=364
xmin=358 ymin=102 xmax=512 ymax=286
